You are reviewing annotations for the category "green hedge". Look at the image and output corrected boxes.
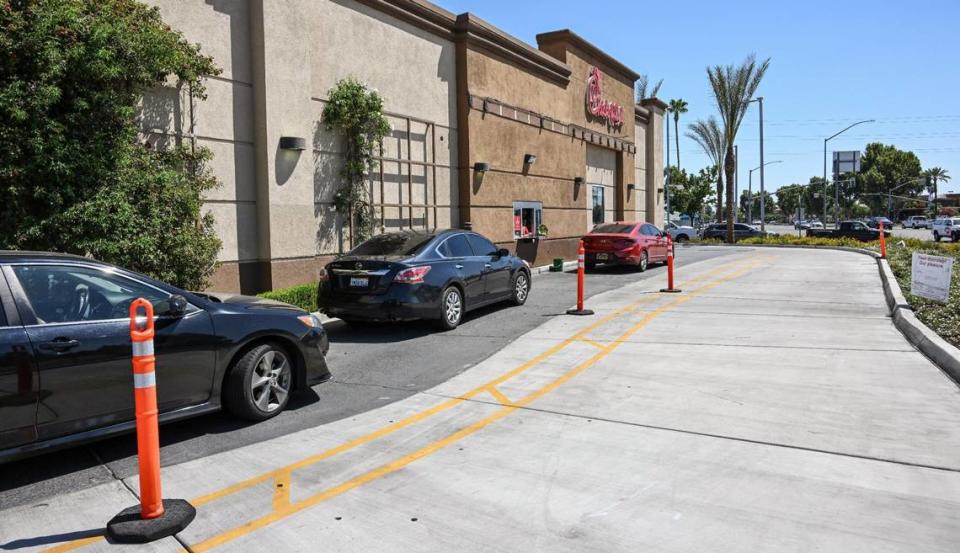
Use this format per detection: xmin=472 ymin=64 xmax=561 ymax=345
xmin=257 ymin=283 xmax=318 ymax=312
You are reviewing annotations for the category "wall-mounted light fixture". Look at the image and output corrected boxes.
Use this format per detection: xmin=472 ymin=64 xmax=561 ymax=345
xmin=523 ymin=154 xmax=537 ymax=166
xmin=473 ymin=162 xmax=490 ymax=174
xmin=279 ymin=136 xmax=306 ymax=151
xmin=627 ymin=183 xmax=636 ymax=191
xmin=574 ymin=177 xmax=584 ymax=186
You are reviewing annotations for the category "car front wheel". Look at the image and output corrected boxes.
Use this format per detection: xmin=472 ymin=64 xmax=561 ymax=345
xmin=511 ymin=271 xmax=530 ymax=306
xmin=224 ymin=343 xmax=293 ymax=421
xmin=436 ymin=286 xmax=463 ymax=330
xmin=934 ymin=232 xmax=941 ymax=242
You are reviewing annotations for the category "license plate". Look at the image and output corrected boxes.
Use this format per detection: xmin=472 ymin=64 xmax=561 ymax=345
xmin=596 ymin=253 xmax=609 ymax=261
xmin=349 ymin=277 xmax=368 ymax=287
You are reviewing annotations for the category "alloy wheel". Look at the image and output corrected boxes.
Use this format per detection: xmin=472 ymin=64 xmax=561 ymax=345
xmin=515 ymin=273 xmax=529 ymax=303
xmin=250 ymin=350 xmax=291 ymax=413
xmin=445 ymin=289 xmax=462 ymax=325
xmin=640 ymin=251 xmax=648 ymax=271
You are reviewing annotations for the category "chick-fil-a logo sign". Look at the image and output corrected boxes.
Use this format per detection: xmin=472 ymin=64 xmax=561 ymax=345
xmin=586 ymin=66 xmax=624 ymax=127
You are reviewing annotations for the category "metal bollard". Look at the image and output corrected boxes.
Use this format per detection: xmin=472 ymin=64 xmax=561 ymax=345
xmin=566 ymin=240 xmax=594 ymax=316
xmin=879 ymin=220 xmax=887 ymax=258
xmin=106 ymin=298 xmax=196 ymax=543
xmin=660 ymin=236 xmax=682 ymax=293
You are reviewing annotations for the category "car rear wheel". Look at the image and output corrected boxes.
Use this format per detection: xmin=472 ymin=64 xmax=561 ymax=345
xmin=675 ymin=234 xmax=689 ymax=242
xmin=436 ymin=286 xmax=463 ymax=330
xmin=934 ymin=232 xmax=941 ymax=242
xmin=638 ymin=250 xmax=648 ymax=272
xmin=511 ymin=271 xmax=530 ymax=306
xmin=224 ymin=343 xmax=293 ymax=421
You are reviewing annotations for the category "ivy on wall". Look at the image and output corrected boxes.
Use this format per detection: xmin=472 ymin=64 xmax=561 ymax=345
xmin=322 ymin=78 xmax=391 ymax=246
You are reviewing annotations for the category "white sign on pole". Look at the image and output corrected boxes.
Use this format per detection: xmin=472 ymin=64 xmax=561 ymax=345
xmin=911 ymin=253 xmax=954 ymax=304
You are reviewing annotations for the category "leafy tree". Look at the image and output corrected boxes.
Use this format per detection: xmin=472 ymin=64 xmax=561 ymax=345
xmin=707 ymin=54 xmax=770 ymax=240
xmin=687 ymin=117 xmax=725 ymax=222
xmin=635 ymin=74 xmax=663 ymax=101
xmin=859 ymin=143 xmax=922 ymax=217
xmin=0 ymin=0 xmax=221 ymax=289
xmin=738 ymin=189 xmax=774 ymax=222
xmin=924 ymin=167 xmax=950 ymax=215
xmin=667 ymin=165 xmax=715 ymax=223
xmin=667 ymin=99 xmax=688 ymax=168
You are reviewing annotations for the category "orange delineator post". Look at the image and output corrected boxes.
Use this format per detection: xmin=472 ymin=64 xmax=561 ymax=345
xmin=660 ymin=235 xmax=682 ymax=293
xmin=879 ymin=220 xmax=887 ymax=258
xmin=130 ymin=298 xmax=164 ymax=519
xmin=566 ymin=240 xmax=594 ymax=316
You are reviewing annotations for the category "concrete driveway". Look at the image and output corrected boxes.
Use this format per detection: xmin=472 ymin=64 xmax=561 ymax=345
xmin=3 ymin=247 xmax=959 ymax=552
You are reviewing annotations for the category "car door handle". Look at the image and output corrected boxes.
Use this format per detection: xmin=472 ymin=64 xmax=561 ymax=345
xmin=455 ymin=264 xmax=464 ymax=269
xmin=484 ymin=263 xmax=492 ymax=269
xmin=39 ymin=338 xmax=80 ymax=352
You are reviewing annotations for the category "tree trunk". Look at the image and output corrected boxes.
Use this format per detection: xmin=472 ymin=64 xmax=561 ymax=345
xmin=716 ymin=174 xmax=724 ymax=223
xmin=725 ymin=145 xmax=736 ymax=243
xmin=674 ymin=116 xmax=681 ymax=170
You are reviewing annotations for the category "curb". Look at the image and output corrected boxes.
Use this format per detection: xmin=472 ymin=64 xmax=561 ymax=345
xmin=714 ymin=243 xmax=960 ymax=385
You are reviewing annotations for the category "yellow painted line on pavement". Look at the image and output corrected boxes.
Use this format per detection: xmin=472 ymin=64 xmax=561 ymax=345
xmin=578 ymin=338 xmax=610 ymax=351
xmin=485 ymin=386 xmax=515 ymax=406
xmin=180 ymin=257 xmax=769 ymax=553
xmin=271 ymin=471 xmax=290 ymax=512
xmin=36 ymin=253 xmax=760 ymax=553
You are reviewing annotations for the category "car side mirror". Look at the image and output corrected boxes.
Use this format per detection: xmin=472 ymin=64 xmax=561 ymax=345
xmin=497 ymin=248 xmax=510 ymax=258
xmin=156 ymin=294 xmax=188 ymax=318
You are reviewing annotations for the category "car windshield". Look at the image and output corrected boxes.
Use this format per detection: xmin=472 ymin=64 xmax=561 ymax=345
xmin=592 ymin=224 xmax=636 ymax=234
xmin=349 ymin=232 xmax=434 ymax=256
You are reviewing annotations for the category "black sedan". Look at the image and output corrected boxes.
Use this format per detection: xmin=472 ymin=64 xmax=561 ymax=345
xmin=701 ymin=223 xmax=764 ymax=241
xmin=0 ymin=251 xmax=330 ymax=462
xmin=317 ymin=230 xmax=531 ymax=330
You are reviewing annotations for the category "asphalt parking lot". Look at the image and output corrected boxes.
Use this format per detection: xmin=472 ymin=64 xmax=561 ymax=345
xmin=763 ymin=223 xmax=938 ymax=241
xmin=0 ymin=245 xmax=736 ymax=511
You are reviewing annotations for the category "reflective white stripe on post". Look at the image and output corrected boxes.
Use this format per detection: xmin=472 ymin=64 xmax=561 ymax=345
xmin=133 ymin=372 xmax=156 ymax=389
xmin=132 ymin=341 xmax=154 ymax=357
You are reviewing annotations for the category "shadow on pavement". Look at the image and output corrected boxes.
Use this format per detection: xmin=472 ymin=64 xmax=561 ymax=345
xmin=1 ymin=528 xmax=103 ymax=550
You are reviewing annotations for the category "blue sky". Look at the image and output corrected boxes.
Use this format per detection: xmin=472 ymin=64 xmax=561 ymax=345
xmin=439 ymin=0 xmax=960 ymax=197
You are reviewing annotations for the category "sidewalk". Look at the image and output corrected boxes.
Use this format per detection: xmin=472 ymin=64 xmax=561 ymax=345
xmin=4 ymin=247 xmax=960 ymax=552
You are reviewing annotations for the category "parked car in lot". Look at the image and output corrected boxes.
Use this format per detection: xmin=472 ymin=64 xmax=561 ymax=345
xmin=866 ymin=216 xmax=894 ymax=229
xmin=806 ymin=220 xmax=889 ymax=241
xmin=701 ymin=223 xmax=764 ymax=241
xmin=317 ymin=230 xmax=530 ymax=330
xmin=903 ymin=215 xmax=930 ymax=229
xmin=0 ymin=251 xmax=331 ymax=462
xmin=582 ymin=222 xmax=669 ymax=271
xmin=932 ymin=217 xmax=960 ymax=242
xmin=664 ymin=221 xmax=697 ymax=242
xmin=794 ymin=220 xmax=811 ymax=230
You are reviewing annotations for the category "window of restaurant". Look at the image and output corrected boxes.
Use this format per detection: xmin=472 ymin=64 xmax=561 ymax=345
xmin=591 ymin=186 xmax=605 ymax=225
xmin=513 ymin=201 xmax=543 ymax=240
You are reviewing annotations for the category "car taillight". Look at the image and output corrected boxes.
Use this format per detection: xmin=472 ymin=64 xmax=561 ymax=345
xmin=614 ymin=239 xmax=635 ymax=249
xmin=318 ymin=267 xmax=329 ymax=282
xmin=393 ymin=266 xmax=431 ymax=284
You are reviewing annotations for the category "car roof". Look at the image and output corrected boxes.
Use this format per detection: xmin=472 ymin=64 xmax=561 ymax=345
xmin=0 ymin=250 xmax=110 ymax=265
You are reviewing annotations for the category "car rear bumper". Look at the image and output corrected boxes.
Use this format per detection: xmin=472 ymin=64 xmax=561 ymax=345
xmin=585 ymin=248 xmax=640 ymax=265
xmin=318 ymin=284 xmax=439 ymax=322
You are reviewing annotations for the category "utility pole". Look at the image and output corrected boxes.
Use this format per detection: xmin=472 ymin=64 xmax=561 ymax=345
xmin=757 ymin=97 xmax=766 ymax=232
xmin=734 ymin=145 xmax=738 ymax=222
xmin=823 ymin=119 xmax=874 ymax=228
xmin=665 ymin=109 xmax=671 ymax=225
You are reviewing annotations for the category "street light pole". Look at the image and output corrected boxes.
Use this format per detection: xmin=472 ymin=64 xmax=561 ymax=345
xmin=823 ymin=119 xmax=874 ymax=228
xmin=734 ymin=145 xmax=738 ymax=223
xmin=749 ymin=160 xmax=782 ymax=226
xmin=665 ymin=109 xmax=671 ymax=226
xmin=758 ymin=97 xmax=766 ymax=232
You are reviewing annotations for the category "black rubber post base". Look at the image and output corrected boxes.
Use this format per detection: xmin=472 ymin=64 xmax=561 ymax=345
xmin=566 ymin=308 xmax=595 ymax=316
xmin=106 ymin=499 xmax=196 ymax=544
xmin=659 ymin=288 xmax=682 ymax=293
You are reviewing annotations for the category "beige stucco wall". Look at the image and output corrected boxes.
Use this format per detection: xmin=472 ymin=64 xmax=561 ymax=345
xmin=634 ymin=116 xmax=648 ymax=222
xmin=644 ymin=107 xmax=665 ymax=228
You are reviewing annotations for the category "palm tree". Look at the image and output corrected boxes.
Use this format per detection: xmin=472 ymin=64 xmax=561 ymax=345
xmin=706 ymin=54 xmax=770 ymax=242
xmin=924 ymin=167 xmax=950 ymax=215
xmin=635 ymin=73 xmax=663 ymax=102
xmin=668 ymin=99 xmax=689 ymax=169
xmin=687 ymin=117 xmax=725 ymax=223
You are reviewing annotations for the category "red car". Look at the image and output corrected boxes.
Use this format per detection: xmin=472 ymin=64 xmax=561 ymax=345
xmin=582 ymin=222 xmax=670 ymax=271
